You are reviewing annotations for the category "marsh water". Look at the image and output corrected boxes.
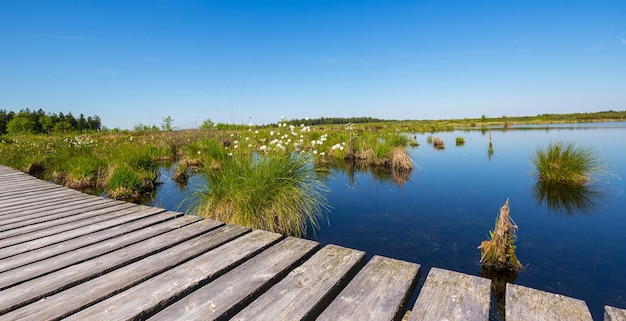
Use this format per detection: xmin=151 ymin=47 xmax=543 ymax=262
xmin=145 ymin=122 xmax=626 ymax=320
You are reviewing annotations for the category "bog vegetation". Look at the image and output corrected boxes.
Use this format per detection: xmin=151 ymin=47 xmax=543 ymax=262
xmin=1 ymin=109 xmax=622 ymax=235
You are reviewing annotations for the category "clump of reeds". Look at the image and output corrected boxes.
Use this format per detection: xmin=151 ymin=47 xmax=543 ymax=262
xmin=194 ymin=152 xmax=328 ymax=237
xmin=62 ymin=155 xmax=105 ymax=189
xmin=172 ymin=162 xmax=189 ymax=182
xmin=106 ymin=164 xmax=156 ymax=200
xmin=478 ymin=199 xmax=522 ymax=271
xmin=432 ymin=137 xmax=444 ymax=149
xmin=455 ymin=136 xmax=465 ymax=145
xmin=391 ymin=147 xmax=414 ymax=172
xmin=532 ymin=141 xmax=601 ymax=187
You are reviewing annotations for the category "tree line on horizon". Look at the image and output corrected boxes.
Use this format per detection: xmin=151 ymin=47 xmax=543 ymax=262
xmin=287 ymin=116 xmax=395 ymax=126
xmin=0 ymin=109 xmax=102 ymax=135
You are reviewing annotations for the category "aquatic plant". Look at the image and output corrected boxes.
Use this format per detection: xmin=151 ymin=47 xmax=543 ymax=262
xmin=391 ymin=147 xmax=414 ymax=172
xmin=456 ymin=136 xmax=465 ymax=145
xmin=106 ymin=163 xmax=157 ymax=200
xmin=194 ymin=151 xmax=329 ymax=237
xmin=172 ymin=162 xmax=189 ymax=182
xmin=532 ymin=141 xmax=601 ymax=187
xmin=478 ymin=199 xmax=522 ymax=271
xmin=432 ymin=137 xmax=444 ymax=149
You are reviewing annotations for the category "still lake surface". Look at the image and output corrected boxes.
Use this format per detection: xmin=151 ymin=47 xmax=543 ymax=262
xmin=146 ymin=122 xmax=626 ymax=320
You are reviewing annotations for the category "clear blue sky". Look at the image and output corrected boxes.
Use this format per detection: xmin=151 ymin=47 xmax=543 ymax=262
xmin=1 ymin=1 xmax=625 ymax=129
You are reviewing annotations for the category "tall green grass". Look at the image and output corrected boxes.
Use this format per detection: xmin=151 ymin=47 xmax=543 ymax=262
xmin=194 ymin=152 xmax=329 ymax=237
xmin=532 ymin=141 xmax=601 ymax=186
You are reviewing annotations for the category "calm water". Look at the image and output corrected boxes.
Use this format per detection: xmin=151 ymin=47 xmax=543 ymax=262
xmin=146 ymin=122 xmax=626 ymax=320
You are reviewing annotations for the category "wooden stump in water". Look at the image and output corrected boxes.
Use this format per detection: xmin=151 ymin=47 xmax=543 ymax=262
xmin=478 ymin=199 xmax=522 ymax=271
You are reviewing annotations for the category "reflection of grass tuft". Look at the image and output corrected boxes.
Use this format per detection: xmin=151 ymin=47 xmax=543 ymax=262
xmin=531 ymin=180 xmax=605 ymax=216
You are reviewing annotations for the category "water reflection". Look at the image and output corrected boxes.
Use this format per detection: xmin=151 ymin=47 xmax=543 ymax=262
xmin=480 ymin=267 xmax=518 ymax=321
xmin=326 ymin=160 xmax=414 ymax=187
xmin=530 ymin=180 xmax=606 ymax=216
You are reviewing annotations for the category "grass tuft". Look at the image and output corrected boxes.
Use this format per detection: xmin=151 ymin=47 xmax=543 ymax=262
xmin=194 ymin=152 xmax=328 ymax=237
xmin=532 ymin=141 xmax=601 ymax=187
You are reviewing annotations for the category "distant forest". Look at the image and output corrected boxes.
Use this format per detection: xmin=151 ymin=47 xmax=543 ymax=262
xmin=287 ymin=116 xmax=393 ymax=126
xmin=0 ymin=109 xmax=102 ymax=135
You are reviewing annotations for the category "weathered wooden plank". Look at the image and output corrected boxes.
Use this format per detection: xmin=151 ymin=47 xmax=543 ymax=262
xmin=0 ymin=207 xmax=164 ymax=258
xmin=0 ymin=194 xmax=96 ymax=216
xmin=409 ymin=267 xmax=491 ymax=321
xmin=0 ymin=193 xmax=106 ymax=217
xmin=317 ymin=255 xmax=420 ymax=321
xmin=0 ymin=188 xmax=84 ymax=208
xmin=0 ymin=177 xmax=62 ymax=188
xmin=0 ymin=197 xmax=113 ymax=228
xmin=0 ymin=172 xmax=53 ymax=181
xmin=0 ymin=202 xmax=140 ymax=250
xmin=0 ymin=198 xmax=113 ymax=226
xmin=232 ymin=244 xmax=366 ymax=321
xmin=0 ymin=211 xmax=184 ymax=272
xmin=2 ymin=224 xmax=251 ymax=321
xmin=505 ymin=283 xmax=592 ymax=321
xmin=0 ymin=195 xmax=104 ymax=218
xmin=0 ymin=199 xmax=128 ymax=234
xmin=150 ymin=237 xmax=320 ymax=321
xmin=0 ymin=214 xmax=198 ymax=288
xmin=62 ymin=229 xmax=281 ymax=321
xmin=0 ymin=184 xmax=63 ymax=198
xmin=0 ymin=218 xmax=223 ymax=314
xmin=605 ymin=306 xmax=626 ymax=321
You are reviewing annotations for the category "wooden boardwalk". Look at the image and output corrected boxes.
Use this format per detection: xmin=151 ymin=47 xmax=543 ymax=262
xmin=0 ymin=165 xmax=622 ymax=320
